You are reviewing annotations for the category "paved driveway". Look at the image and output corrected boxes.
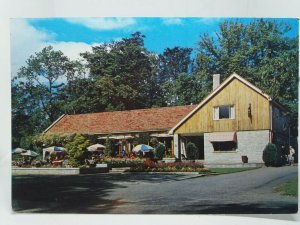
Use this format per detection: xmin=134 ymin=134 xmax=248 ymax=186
xmin=12 ymin=166 xmax=298 ymax=214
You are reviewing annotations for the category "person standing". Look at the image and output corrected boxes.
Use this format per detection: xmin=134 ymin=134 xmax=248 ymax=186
xmin=289 ymin=146 xmax=296 ymax=166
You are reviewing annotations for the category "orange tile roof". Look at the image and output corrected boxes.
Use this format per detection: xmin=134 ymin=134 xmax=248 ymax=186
xmin=45 ymin=105 xmax=196 ymax=134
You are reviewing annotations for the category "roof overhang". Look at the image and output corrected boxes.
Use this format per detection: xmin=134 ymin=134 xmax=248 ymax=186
xmin=43 ymin=114 xmax=66 ymax=134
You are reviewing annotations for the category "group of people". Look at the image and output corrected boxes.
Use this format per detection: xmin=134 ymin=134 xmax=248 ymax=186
xmin=281 ymin=145 xmax=296 ymax=166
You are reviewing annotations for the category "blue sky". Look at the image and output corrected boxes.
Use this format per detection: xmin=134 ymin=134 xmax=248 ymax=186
xmin=11 ymin=17 xmax=298 ymax=77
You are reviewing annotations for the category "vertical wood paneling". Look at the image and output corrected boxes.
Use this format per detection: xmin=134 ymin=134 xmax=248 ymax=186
xmin=175 ymin=79 xmax=270 ymax=134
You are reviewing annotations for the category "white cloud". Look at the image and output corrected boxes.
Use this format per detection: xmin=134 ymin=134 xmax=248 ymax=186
xmin=197 ymin=18 xmax=222 ymax=25
xmin=65 ymin=17 xmax=136 ymax=30
xmin=162 ymin=18 xmax=183 ymax=25
xmin=10 ymin=19 xmax=101 ymax=78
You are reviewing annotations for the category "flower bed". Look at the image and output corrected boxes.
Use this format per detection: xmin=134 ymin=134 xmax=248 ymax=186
xmin=130 ymin=161 xmax=209 ymax=173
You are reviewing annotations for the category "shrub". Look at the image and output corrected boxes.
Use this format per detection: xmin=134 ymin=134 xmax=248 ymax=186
xmin=155 ymin=144 xmax=166 ymax=160
xmin=65 ymin=133 xmax=91 ymax=167
xmin=105 ymin=135 xmax=115 ymax=157
xmin=263 ymin=143 xmax=280 ymax=167
xmin=186 ymin=142 xmax=198 ymax=160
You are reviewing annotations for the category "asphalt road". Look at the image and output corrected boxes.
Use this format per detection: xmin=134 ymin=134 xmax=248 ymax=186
xmin=12 ymin=166 xmax=298 ymax=214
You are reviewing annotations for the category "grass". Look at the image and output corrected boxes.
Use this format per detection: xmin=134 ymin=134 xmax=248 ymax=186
xmin=208 ymin=167 xmax=261 ymax=174
xmin=274 ymin=178 xmax=298 ymax=197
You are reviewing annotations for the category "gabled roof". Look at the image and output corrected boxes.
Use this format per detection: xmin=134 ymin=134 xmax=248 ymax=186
xmin=169 ymin=73 xmax=274 ymax=134
xmin=44 ymin=105 xmax=196 ymax=135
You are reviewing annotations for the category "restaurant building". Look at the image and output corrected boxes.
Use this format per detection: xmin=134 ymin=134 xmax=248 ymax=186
xmin=44 ymin=73 xmax=289 ymax=164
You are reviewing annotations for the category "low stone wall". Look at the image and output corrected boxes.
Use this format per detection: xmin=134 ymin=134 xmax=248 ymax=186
xmin=12 ymin=167 xmax=108 ymax=175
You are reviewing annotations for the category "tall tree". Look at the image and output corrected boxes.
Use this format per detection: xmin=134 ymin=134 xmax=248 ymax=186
xmin=81 ymin=32 xmax=163 ymax=110
xmin=16 ymin=46 xmax=73 ymax=122
xmin=157 ymin=47 xmax=195 ymax=105
xmin=12 ymin=46 xmax=78 ymax=146
xmin=196 ymin=19 xmax=298 ymax=135
xmin=158 ymin=47 xmax=193 ymax=83
xmin=163 ymin=73 xmax=202 ymax=106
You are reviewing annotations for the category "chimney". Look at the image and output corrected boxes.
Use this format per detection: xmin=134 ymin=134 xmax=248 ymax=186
xmin=213 ymin=74 xmax=221 ymax=91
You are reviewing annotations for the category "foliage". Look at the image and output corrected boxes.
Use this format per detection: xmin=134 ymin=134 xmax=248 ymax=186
xmin=150 ymin=137 xmax=159 ymax=147
xmin=130 ymin=162 xmax=207 ymax=172
xmin=81 ymin=32 xmax=164 ymax=111
xmin=133 ymin=133 xmax=151 ymax=145
xmin=186 ymin=142 xmax=198 ymax=160
xmin=262 ymin=143 xmax=280 ymax=167
xmin=19 ymin=136 xmax=34 ymax=150
xmin=155 ymin=144 xmax=166 ymax=160
xmin=65 ymin=133 xmax=91 ymax=167
xmin=158 ymin=47 xmax=193 ymax=83
xmin=104 ymin=135 xmax=115 ymax=157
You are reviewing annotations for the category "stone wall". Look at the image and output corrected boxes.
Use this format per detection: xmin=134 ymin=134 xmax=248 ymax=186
xmin=204 ymin=130 xmax=270 ymax=164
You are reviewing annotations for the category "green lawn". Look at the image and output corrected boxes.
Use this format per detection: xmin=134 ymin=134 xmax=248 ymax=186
xmin=208 ymin=167 xmax=261 ymax=174
xmin=275 ymin=178 xmax=298 ymax=197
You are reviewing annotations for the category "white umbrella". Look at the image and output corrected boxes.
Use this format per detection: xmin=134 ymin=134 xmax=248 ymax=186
xmin=43 ymin=146 xmax=66 ymax=152
xmin=21 ymin=150 xmax=39 ymax=157
xmin=42 ymin=146 xmax=66 ymax=160
xmin=12 ymin=148 xmax=27 ymax=154
xmin=132 ymin=144 xmax=154 ymax=153
xmin=87 ymin=144 xmax=106 ymax=152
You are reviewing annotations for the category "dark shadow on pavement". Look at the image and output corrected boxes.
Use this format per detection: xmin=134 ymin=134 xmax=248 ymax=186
xmin=12 ymin=173 xmax=187 ymax=213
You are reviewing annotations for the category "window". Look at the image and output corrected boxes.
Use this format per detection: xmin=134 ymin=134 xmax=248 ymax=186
xmin=213 ymin=105 xmax=235 ymax=120
xmin=212 ymin=141 xmax=237 ymax=151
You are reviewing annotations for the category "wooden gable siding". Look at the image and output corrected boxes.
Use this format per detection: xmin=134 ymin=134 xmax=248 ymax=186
xmin=175 ymin=78 xmax=270 ymax=134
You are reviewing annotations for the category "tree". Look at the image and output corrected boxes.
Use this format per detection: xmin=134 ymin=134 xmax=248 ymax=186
xmin=262 ymin=143 xmax=280 ymax=167
xmin=65 ymin=133 xmax=91 ymax=167
xmin=158 ymin=47 xmax=193 ymax=83
xmin=196 ymin=19 xmax=298 ymax=136
xmin=12 ymin=46 xmax=83 ymax=146
xmin=186 ymin=142 xmax=198 ymax=160
xmin=16 ymin=46 xmax=73 ymax=122
xmin=163 ymin=73 xmax=202 ymax=106
xmin=155 ymin=144 xmax=166 ymax=160
xmin=81 ymin=32 xmax=164 ymax=110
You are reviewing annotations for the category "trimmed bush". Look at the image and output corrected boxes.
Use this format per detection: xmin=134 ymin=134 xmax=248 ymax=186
xmin=155 ymin=144 xmax=166 ymax=160
xmin=186 ymin=142 xmax=198 ymax=160
xmin=263 ymin=143 xmax=280 ymax=167
xmin=65 ymin=133 xmax=91 ymax=167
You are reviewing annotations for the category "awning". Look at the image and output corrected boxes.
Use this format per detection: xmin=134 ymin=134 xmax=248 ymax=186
xmin=150 ymin=133 xmax=173 ymax=138
xmin=208 ymin=132 xmax=237 ymax=143
xmin=97 ymin=135 xmax=134 ymax=140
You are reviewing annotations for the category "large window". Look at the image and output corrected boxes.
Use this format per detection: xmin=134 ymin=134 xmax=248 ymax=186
xmin=212 ymin=141 xmax=237 ymax=151
xmin=213 ymin=105 xmax=235 ymax=120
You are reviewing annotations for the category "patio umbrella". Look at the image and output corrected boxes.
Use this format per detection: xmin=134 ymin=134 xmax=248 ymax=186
xmin=87 ymin=144 xmax=106 ymax=152
xmin=21 ymin=150 xmax=39 ymax=157
xmin=43 ymin=146 xmax=66 ymax=152
xmin=42 ymin=146 xmax=66 ymax=160
xmin=132 ymin=144 xmax=154 ymax=153
xmin=12 ymin=147 xmax=27 ymax=154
